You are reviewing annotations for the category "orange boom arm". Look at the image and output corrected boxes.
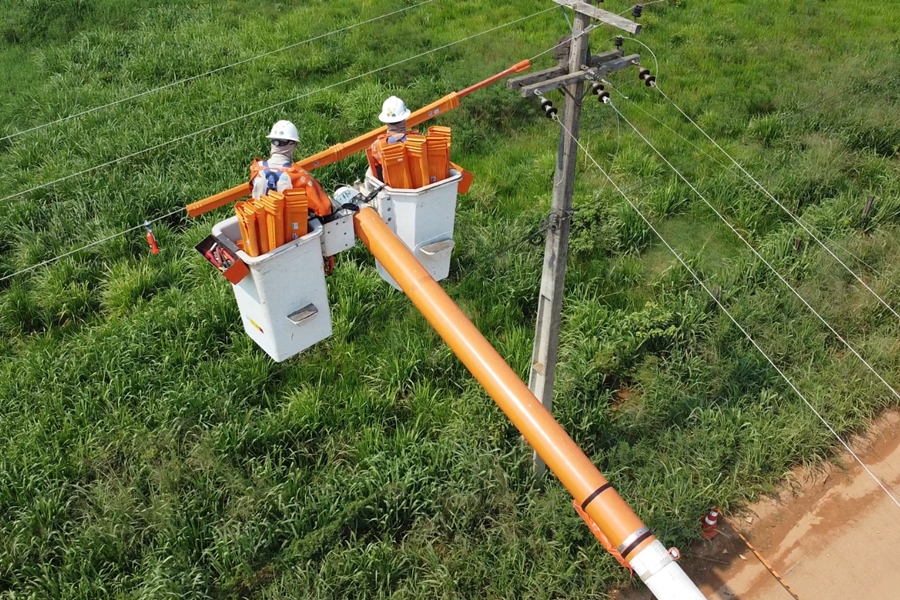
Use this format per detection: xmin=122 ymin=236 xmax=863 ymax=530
xmin=186 ymin=60 xmax=530 ymax=218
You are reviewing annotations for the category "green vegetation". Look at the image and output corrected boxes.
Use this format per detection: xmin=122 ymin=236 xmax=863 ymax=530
xmin=2 ymin=0 xmax=900 ymax=597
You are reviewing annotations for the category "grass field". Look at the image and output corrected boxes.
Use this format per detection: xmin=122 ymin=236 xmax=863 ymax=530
xmin=2 ymin=0 xmax=900 ymax=597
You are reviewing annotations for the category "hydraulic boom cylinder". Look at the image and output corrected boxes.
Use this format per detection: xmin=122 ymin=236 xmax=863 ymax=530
xmin=353 ymin=206 xmax=704 ymax=599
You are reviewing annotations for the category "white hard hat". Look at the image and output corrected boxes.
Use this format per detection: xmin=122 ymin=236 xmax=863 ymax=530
xmin=266 ymin=120 xmax=300 ymax=142
xmin=378 ymin=96 xmax=411 ymax=124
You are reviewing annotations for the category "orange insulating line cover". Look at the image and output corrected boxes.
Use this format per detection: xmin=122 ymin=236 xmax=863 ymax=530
xmin=458 ymin=59 xmax=531 ymax=97
xmin=185 ymin=60 xmax=532 ymax=218
xmin=352 ymin=206 xmax=655 ymax=561
xmin=187 ymin=182 xmax=251 ymax=218
xmin=299 ymin=60 xmax=529 ymax=172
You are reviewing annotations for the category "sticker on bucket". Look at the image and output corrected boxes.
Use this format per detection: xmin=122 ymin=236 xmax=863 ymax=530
xmin=248 ymin=318 xmax=264 ymax=334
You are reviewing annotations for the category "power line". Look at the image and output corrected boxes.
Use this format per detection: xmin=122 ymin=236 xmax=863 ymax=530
xmin=0 ymin=8 xmax=559 ymax=282
xmin=601 ymin=78 xmax=732 ymax=172
xmin=551 ymin=112 xmax=900 ymax=512
xmin=604 ymin=76 xmax=898 ymax=318
xmin=528 ymin=21 xmax=602 ymax=62
xmin=652 ymin=83 xmax=900 ymax=323
xmin=0 ymin=6 xmax=557 ymax=206
xmin=621 ymin=36 xmax=659 ymax=82
xmin=0 ymin=208 xmax=183 ymax=283
xmin=607 ymin=99 xmax=900 ymax=407
xmin=0 ymin=0 xmax=440 ymax=144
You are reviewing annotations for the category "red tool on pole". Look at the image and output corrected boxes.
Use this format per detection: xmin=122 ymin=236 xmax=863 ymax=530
xmin=144 ymin=222 xmax=160 ymax=254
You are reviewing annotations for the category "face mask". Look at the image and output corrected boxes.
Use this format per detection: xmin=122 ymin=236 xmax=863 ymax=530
xmin=271 ymin=140 xmax=297 ymax=157
xmin=386 ymin=121 xmax=407 ymax=135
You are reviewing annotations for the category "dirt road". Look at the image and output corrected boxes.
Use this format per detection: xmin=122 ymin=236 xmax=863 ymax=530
xmin=616 ymin=411 xmax=900 ymax=599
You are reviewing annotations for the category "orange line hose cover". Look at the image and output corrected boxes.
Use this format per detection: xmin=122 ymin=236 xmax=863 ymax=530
xmin=353 ymin=206 xmax=653 ymax=556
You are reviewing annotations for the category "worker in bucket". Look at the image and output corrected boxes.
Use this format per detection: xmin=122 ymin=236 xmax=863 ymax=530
xmin=251 ymin=120 xmax=300 ymax=197
xmin=366 ymin=96 xmax=413 ymax=182
xmin=250 ymin=119 xmax=333 ymax=215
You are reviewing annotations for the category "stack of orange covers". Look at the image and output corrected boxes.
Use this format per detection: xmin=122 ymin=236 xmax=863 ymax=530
xmin=377 ymin=127 xmax=454 ymax=189
xmin=379 ymin=142 xmax=413 ymax=189
xmin=404 ymin=134 xmax=430 ymax=189
xmin=425 ymin=126 xmax=451 ymax=186
xmin=235 ymin=189 xmax=308 ymax=257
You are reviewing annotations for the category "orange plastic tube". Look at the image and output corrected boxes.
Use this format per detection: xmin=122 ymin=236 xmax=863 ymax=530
xmin=187 ymin=182 xmax=251 ymax=218
xmin=353 ymin=206 xmax=656 ymax=561
xmin=270 ymin=61 xmax=529 ymax=173
xmin=458 ymin=59 xmax=530 ymax=97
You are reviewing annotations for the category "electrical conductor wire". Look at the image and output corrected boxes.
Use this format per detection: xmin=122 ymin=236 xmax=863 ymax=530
xmin=0 ymin=208 xmax=183 ymax=283
xmin=607 ymin=99 xmax=900 ymax=409
xmin=0 ymin=0 xmax=440 ymax=143
xmin=0 ymin=6 xmax=556 ymax=206
xmin=604 ymin=78 xmax=880 ymax=284
xmin=652 ymin=83 xmax=900 ymax=323
xmin=529 ymin=21 xmax=602 ymax=62
xmin=550 ymin=112 xmax=900 ymax=512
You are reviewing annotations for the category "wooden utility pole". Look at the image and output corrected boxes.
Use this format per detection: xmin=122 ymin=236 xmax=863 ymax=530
xmin=509 ymin=1 xmax=640 ymax=475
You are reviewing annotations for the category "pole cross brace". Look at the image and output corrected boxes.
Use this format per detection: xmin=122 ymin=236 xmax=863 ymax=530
xmin=517 ymin=54 xmax=640 ymax=97
xmin=508 ymin=50 xmax=623 ymax=91
xmin=553 ymin=0 xmax=642 ymax=34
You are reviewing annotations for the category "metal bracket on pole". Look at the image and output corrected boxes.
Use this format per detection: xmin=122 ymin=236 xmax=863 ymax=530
xmin=508 ymin=49 xmax=623 ymax=90
xmin=517 ymin=54 xmax=640 ymax=97
xmin=552 ymin=0 xmax=642 ymax=34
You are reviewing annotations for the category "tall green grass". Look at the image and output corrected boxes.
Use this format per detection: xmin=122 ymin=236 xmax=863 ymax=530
xmin=2 ymin=0 xmax=900 ymax=597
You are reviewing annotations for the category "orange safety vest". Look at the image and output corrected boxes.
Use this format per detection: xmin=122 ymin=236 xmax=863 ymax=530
xmin=249 ymin=159 xmax=333 ymax=217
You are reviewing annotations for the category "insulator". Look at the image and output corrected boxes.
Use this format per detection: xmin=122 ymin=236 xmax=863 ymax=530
xmin=540 ymin=98 xmax=558 ymax=119
xmin=632 ymin=4 xmax=643 ymax=18
xmin=591 ymin=82 xmax=605 ymax=96
xmin=614 ymin=35 xmax=623 ymax=49
xmin=597 ymin=91 xmax=610 ymax=103
xmin=644 ymin=75 xmax=656 ymax=87
xmin=639 ymin=68 xmax=651 ymax=80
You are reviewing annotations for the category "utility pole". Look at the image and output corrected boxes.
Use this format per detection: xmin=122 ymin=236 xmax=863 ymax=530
xmin=509 ymin=1 xmax=641 ymax=475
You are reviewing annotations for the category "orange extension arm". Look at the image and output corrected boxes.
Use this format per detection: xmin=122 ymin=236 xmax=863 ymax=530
xmin=353 ymin=206 xmax=706 ymax=599
xmin=186 ymin=60 xmax=531 ymax=218
xmin=352 ymin=205 xmax=656 ymax=562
